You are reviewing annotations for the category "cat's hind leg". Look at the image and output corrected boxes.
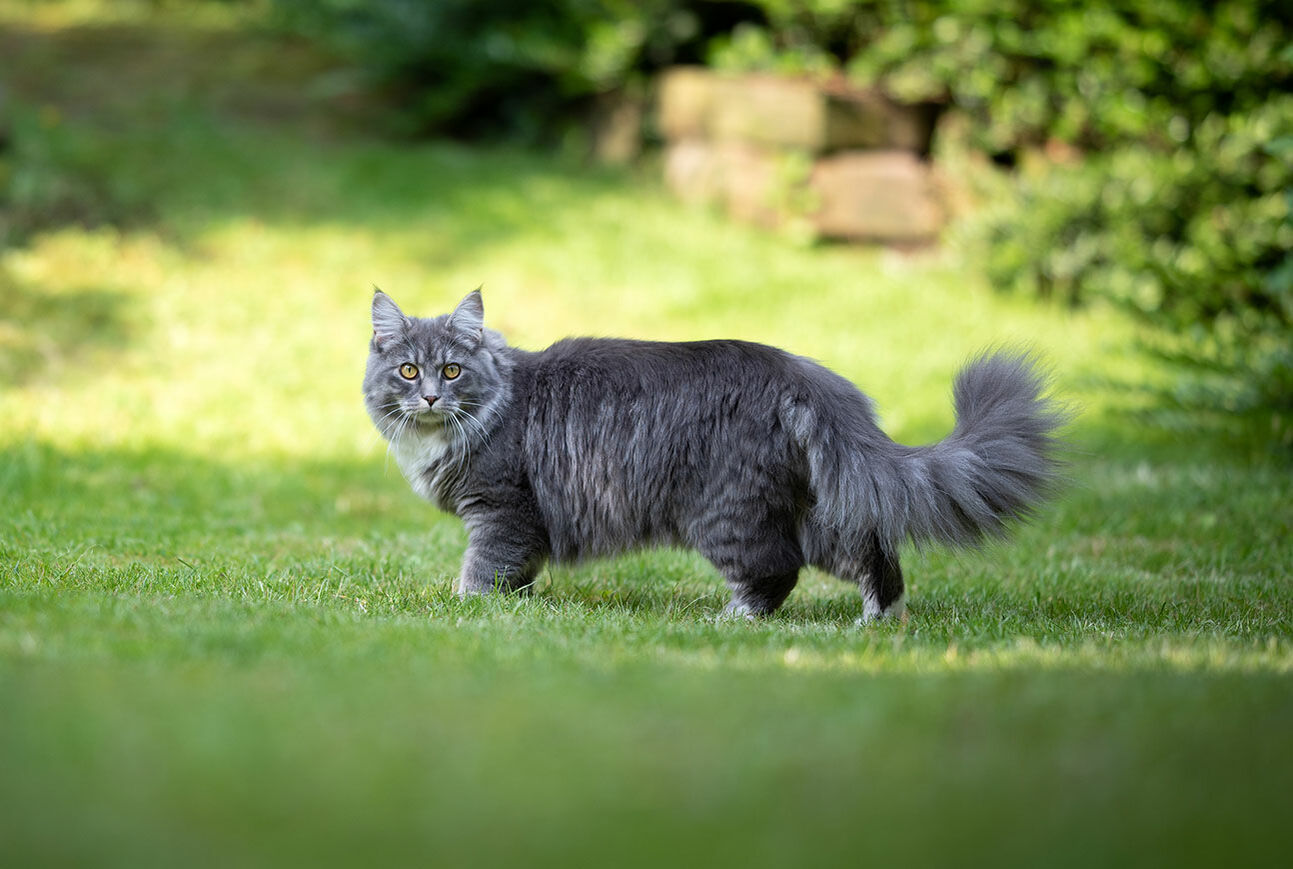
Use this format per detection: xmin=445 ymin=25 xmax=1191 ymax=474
xmin=857 ymin=545 xmax=905 ymax=624
xmin=814 ymin=531 xmax=905 ymax=623
xmin=855 ymin=534 xmax=906 ymax=623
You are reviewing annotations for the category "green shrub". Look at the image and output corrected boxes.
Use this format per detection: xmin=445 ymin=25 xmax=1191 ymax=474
xmin=977 ymin=137 xmax=1291 ymax=447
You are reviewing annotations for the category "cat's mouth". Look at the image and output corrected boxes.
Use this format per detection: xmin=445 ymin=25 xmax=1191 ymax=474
xmin=408 ymin=404 xmax=453 ymax=430
xmin=378 ymin=402 xmax=445 ymax=437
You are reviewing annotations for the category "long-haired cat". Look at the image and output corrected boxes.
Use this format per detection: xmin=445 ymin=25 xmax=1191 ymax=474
xmin=363 ymin=289 xmax=1066 ymax=621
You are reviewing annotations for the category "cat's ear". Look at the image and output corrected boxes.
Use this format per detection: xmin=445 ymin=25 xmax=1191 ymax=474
xmin=447 ymin=288 xmax=484 ymax=346
xmin=371 ymin=289 xmax=407 ymax=348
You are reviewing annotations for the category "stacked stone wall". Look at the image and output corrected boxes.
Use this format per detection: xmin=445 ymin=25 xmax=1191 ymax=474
xmin=657 ymin=67 xmax=944 ymax=244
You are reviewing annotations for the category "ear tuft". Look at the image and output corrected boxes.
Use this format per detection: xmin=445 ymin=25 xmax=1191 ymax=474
xmin=447 ymin=288 xmax=484 ymax=345
xmin=371 ymin=289 xmax=407 ymax=346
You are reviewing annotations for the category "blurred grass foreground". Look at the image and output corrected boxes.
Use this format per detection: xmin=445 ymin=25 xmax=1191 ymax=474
xmin=0 ymin=2 xmax=1291 ymax=868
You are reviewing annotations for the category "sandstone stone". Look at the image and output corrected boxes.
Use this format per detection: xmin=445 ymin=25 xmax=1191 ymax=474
xmin=663 ymin=139 xmax=724 ymax=206
xmin=664 ymin=140 xmax=788 ymax=228
xmin=710 ymin=74 xmax=937 ymax=154
xmin=713 ymin=141 xmax=782 ymax=228
xmin=657 ymin=66 xmax=717 ymax=140
xmin=659 ymin=69 xmax=938 ymax=154
xmin=667 ymin=142 xmax=944 ymax=243
xmin=808 ymin=151 xmax=943 ymax=242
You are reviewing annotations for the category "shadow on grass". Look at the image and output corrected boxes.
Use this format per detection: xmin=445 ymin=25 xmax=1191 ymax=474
xmin=0 ymin=267 xmax=139 ymax=386
xmin=0 ymin=19 xmax=369 ymax=135
xmin=0 ymin=16 xmax=639 ymax=269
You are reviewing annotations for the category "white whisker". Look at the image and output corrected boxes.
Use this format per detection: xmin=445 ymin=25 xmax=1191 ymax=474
xmin=382 ymin=414 xmax=403 ymax=471
xmin=372 ymin=404 xmax=406 ymax=435
xmin=459 ymin=399 xmax=503 ymax=441
xmin=455 ymin=408 xmax=489 ymax=442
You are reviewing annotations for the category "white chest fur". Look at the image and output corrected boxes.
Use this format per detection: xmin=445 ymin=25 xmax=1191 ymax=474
xmin=391 ymin=429 xmax=452 ymax=504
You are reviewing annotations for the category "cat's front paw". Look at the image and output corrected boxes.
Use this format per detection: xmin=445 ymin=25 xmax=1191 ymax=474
xmin=718 ymin=600 xmax=764 ymax=622
xmin=456 ymin=569 xmax=536 ymax=598
xmin=855 ymin=594 xmax=907 ymax=626
xmin=455 ymin=578 xmax=487 ymax=598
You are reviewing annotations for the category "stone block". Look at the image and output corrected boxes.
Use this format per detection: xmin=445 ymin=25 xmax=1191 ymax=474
xmin=659 ymin=68 xmax=939 ymax=154
xmin=657 ymin=66 xmax=717 ymax=140
xmin=713 ymin=141 xmax=782 ymax=228
xmin=663 ymin=139 xmax=724 ymax=206
xmin=666 ymin=142 xmax=945 ymax=243
xmin=664 ymin=140 xmax=789 ymax=228
xmin=710 ymin=74 xmax=937 ymax=154
xmin=808 ymin=151 xmax=943 ymax=242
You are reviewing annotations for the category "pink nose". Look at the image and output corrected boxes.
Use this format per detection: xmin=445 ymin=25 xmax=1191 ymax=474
xmin=423 ymin=395 xmax=437 ymax=407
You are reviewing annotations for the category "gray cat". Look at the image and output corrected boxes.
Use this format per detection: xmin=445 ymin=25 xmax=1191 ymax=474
xmin=363 ymin=289 xmax=1066 ymax=621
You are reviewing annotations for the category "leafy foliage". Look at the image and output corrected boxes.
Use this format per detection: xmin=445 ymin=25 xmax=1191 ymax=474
xmin=976 ymin=108 xmax=1292 ymax=444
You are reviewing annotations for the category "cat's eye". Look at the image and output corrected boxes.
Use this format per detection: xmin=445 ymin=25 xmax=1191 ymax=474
xmin=442 ymin=363 xmax=461 ymax=380
xmin=398 ymin=363 xmax=419 ymax=379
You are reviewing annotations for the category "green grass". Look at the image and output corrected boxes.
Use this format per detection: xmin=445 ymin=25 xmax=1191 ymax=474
xmin=1 ymin=4 xmax=1291 ymax=867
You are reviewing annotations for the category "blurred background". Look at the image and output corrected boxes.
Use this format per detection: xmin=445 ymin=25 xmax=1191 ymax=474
xmin=1 ymin=0 xmax=1289 ymax=455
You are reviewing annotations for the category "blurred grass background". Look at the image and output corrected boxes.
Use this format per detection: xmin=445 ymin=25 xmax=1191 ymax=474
xmin=0 ymin=2 xmax=1290 ymax=867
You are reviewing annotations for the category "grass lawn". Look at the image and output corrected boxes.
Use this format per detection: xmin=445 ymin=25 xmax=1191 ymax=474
xmin=1 ymin=3 xmax=1290 ymax=867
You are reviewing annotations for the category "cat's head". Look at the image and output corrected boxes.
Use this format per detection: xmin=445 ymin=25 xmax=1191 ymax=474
xmin=363 ymin=289 xmax=508 ymax=441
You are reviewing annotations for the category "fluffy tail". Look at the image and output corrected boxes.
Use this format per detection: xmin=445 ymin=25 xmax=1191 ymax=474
xmin=796 ymin=350 xmax=1069 ymax=552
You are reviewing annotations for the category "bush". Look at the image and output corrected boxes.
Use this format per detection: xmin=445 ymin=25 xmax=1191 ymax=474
xmin=978 ymin=134 xmax=1292 ymax=446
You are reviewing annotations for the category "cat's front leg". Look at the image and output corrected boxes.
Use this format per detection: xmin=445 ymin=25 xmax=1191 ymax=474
xmin=456 ymin=513 xmax=547 ymax=596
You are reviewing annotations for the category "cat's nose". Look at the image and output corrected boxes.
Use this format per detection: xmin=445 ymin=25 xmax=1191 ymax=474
xmin=423 ymin=395 xmax=438 ymax=407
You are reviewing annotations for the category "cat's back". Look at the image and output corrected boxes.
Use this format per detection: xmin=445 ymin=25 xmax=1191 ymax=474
xmin=527 ymin=335 xmax=795 ymax=392
xmin=519 ymin=334 xmax=874 ymax=418
xmin=510 ymin=336 xmax=813 ymax=559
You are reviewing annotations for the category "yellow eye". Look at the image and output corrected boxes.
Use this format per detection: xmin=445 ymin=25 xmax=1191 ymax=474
xmin=399 ymin=363 xmax=419 ymax=379
xmin=442 ymin=363 xmax=461 ymax=380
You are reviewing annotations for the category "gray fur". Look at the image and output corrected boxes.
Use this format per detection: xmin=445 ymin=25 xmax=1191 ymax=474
xmin=363 ymin=290 xmax=1067 ymax=619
